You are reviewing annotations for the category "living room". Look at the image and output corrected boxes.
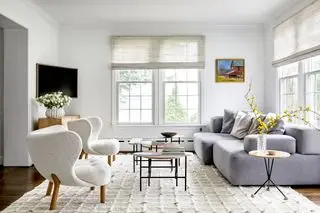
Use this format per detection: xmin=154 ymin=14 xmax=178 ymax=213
xmin=1 ymin=0 xmax=320 ymax=212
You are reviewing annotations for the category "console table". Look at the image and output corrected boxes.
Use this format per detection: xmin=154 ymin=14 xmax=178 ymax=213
xmin=38 ymin=115 xmax=80 ymax=129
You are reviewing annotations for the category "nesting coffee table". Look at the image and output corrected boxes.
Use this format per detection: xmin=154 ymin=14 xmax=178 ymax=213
xmin=249 ymin=150 xmax=290 ymax=200
xmin=133 ymin=152 xmax=192 ymax=191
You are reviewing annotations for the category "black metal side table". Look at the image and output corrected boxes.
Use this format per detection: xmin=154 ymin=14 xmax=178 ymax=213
xmin=133 ymin=152 xmax=192 ymax=191
xmin=249 ymin=150 xmax=290 ymax=200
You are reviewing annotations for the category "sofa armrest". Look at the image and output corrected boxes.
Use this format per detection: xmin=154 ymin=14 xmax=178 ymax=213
xmin=244 ymin=134 xmax=296 ymax=153
xmin=209 ymin=116 xmax=223 ymax=133
xmin=285 ymin=124 xmax=320 ymax=154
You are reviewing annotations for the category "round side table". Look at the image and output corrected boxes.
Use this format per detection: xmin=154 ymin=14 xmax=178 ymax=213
xmin=249 ymin=150 xmax=290 ymax=200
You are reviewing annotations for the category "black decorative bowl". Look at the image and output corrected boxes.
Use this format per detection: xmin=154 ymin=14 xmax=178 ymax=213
xmin=161 ymin=132 xmax=177 ymax=138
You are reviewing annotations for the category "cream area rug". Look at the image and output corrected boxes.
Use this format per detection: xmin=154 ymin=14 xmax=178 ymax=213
xmin=2 ymin=154 xmax=319 ymax=213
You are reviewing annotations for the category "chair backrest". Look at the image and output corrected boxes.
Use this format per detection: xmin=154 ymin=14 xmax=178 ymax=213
xmin=86 ymin=116 xmax=103 ymax=141
xmin=67 ymin=119 xmax=93 ymax=153
xmin=27 ymin=125 xmax=86 ymax=186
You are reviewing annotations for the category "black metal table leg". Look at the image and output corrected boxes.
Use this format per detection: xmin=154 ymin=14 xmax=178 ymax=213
xmin=148 ymin=159 xmax=151 ymax=186
xmin=251 ymin=158 xmax=287 ymax=200
xmin=175 ymin=158 xmax=178 ymax=186
xmin=139 ymin=155 xmax=142 ymax=191
xmin=133 ymin=145 xmax=136 ymax=172
xmin=185 ymin=156 xmax=187 ymax=191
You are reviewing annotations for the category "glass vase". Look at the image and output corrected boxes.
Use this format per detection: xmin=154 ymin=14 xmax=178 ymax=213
xmin=257 ymin=134 xmax=267 ymax=153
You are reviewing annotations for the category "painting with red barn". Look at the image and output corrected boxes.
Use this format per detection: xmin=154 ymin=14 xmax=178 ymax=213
xmin=216 ymin=59 xmax=245 ymax=82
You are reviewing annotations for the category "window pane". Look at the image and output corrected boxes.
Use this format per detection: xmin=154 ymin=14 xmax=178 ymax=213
xmin=164 ymin=69 xmax=176 ymax=81
xmin=119 ymin=83 xmax=129 ymax=96
xmin=188 ymin=109 xmax=199 ymax=123
xmin=116 ymin=69 xmax=153 ymax=81
xmin=141 ymin=83 xmax=152 ymax=96
xmin=141 ymin=96 xmax=152 ymax=109
xmin=278 ymin=62 xmax=298 ymax=77
xmin=130 ymin=84 xmax=140 ymax=96
xmin=188 ymin=96 xmax=198 ymax=109
xmin=130 ymin=97 xmax=140 ymax=109
xmin=165 ymin=83 xmax=175 ymax=96
xmin=177 ymin=96 xmax=187 ymax=109
xmin=176 ymin=70 xmax=187 ymax=81
xmin=130 ymin=110 xmax=141 ymax=123
xmin=119 ymin=96 xmax=129 ymax=109
xmin=188 ymin=83 xmax=198 ymax=95
xmin=141 ymin=110 xmax=152 ymax=123
xmin=119 ymin=110 xmax=129 ymax=123
xmin=187 ymin=70 xmax=198 ymax=81
xmin=177 ymin=83 xmax=187 ymax=95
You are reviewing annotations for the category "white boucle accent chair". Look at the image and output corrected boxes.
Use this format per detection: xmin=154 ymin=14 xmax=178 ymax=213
xmin=27 ymin=125 xmax=111 ymax=210
xmin=67 ymin=116 xmax=120 ymax=166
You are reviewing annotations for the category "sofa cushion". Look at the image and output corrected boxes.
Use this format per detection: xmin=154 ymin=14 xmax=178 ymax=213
xmin=243 ymin=134 xmax=296 ymax=153
xmin=265 ymin=113 xmax=285 ymax=135
xmin=193 ymin=132 xmax=237 ymax=165
xmin=209 ymin=116 xmax=223 ymax=133
xmin=221 ymin=109 xmax=236 ymax=134
xmin=285 ymin=124 xmax=320 ymax=154
xmin=230 ymin=111 xmax=253 ymax=139
xmin=247 ymin=114 xmax=266 ymax=135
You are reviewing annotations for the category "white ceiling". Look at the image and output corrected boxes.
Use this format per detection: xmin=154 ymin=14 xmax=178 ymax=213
xmin=31 ymin=0 xmax=300 ymax=26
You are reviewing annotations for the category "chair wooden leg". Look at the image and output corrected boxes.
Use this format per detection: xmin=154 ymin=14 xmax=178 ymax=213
xmin=85 ymin=153 xmax=88 ymax=159
xmin=90 ymin=186 xmax=95 ymax=190
xmin=112 ymin=155 xmax=116 ymax=161
xmin=100 ymin=185 xmax=106 ymax=203
xmin=46 ymin=181 xmax=53 ymax=196
xmin=50 ymin=174 xmax=61 ymax=210
xmin=107 ymin=155 xmax=112 ymax=166
xmin=79 ymin=150 xmax=85 ymax=159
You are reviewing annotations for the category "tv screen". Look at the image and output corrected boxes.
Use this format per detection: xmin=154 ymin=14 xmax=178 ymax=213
xmin=37 ymin=64 xmax=78 ymax=98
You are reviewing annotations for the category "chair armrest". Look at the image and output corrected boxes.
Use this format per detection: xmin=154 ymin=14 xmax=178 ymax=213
xmin=244 ymin=134 xmax=296 ymax=153
xmin=285 ymin=124 xmax=320 ymax=154
xmin=209 ymin=116 xmax=223 ymax=133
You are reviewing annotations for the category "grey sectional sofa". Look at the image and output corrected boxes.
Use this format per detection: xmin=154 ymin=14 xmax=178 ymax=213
xmin=194 ymin=116 xmax=320 ymax=185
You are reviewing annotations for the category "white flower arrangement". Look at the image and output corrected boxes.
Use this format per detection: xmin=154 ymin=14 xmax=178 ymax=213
xmin=36 ymin=92 xmax=71 ymax=109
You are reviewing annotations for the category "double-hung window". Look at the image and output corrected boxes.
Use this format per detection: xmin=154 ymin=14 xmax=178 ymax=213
xmin=112 ymin=36 xmax=205 ymax=125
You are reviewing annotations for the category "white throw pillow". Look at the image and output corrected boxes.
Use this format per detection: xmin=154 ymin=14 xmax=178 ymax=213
xmin=230 ymin=111 xmax=253 ymax=139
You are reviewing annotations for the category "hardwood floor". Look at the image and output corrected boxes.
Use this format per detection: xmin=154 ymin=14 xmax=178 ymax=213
xmin=1 ymin=166 xmax=320 ymax=210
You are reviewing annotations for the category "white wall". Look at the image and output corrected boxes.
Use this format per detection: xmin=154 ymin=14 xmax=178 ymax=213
xmin=0 ymin=0 xmax=59 ymax=166
xmin=59 ymin=24 xmax=265 ymax=151
xmin=0 ymin=28 xmax=3 ymax=165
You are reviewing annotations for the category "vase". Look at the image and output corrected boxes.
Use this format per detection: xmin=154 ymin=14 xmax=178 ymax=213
xmin=46 ymin=107 xmax=65 ymax=118
xmin=257 ymin=134 xmax=267 ymax=153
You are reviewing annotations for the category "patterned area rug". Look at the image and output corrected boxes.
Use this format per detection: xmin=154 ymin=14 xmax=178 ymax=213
xmin=2 ymin=154 xmax=320 ymax=213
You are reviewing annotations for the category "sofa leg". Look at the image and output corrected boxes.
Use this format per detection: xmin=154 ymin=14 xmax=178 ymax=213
xmin=112 ymin=155 xmax=116 ymax=161
xmin=90 ymin=186 xmax=95 ymax=190
xmin=79 ymin=150 xmax=85 ymax=159
xmin=85 ymin=153 xmax=88 ymax=159
xmin=100 ymin=185 xmax=106 ymax=203
xmin=46 ymin=181 xmax=53 ymax=196
xmin=107 ymin=155 xmax=112 ymax=166
xmin=50 ymin=174 xmax=61 ymax=210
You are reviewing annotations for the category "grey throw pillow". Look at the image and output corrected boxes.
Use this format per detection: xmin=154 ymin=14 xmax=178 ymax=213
xmin=230 ymin=111 xmax=253 ymax=139
xmin=221 ymin=109 xmax=236 ymax=133
xmin=265 ymin=113 xmax=285 ymax=135
xmin=247 ymin=114 xmax=266 ymax=135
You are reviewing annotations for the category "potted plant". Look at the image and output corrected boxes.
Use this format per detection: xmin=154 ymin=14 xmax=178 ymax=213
xmin=245 ymin=83 xmax=317 ymax=152
xmin=36 ymin=92 xmax=72 ymax=118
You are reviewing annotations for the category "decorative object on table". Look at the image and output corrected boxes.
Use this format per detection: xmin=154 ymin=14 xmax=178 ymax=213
xmin=245 ymin=83 xmax=319 ymax=153
xmin=161 ymin=132 xmax=177 ymax=138
xmin=216 ymin=59 xmax=245 ymax=83
xmin=36 ymin=91 xmax=72 ymax=118
xmin=162 ymin=143 xmax=185 ymax=155
xmin=249 ymin=150 xmax=290 ymax=200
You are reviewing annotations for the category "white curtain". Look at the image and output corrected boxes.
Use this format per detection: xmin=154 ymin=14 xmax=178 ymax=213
xmin=273 ymin=0 xmax=320 ymax=67
xmin=111 ymin=36 xmax=205 ymax=69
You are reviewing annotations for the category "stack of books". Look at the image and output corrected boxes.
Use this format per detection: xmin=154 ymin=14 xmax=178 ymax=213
xmin=161 ymin=143 xmax=185 ymax=155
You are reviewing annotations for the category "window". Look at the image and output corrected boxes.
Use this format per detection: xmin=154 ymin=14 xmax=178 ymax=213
xmin=304 ymin=55 xmax=320 ymax=125
xmin=116 ymin=69 xmax=153 ymax=124
xmin=163 ymin=69 xmax=199 ymax=124
xmin=278 ymin=63 xmax=299 ymax=112
xmin=112 ymin=36 xmax=204 ymax=125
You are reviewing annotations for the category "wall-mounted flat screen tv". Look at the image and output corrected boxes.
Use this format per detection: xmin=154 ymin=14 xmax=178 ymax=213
xmin=37 ymin=64 xmax=78 ymax=98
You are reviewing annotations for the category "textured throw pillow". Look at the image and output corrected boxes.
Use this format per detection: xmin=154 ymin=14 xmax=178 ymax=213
xmin=265 ymin=113 xmax=285 ymax=135
xmin=221 ymin=109 xmax=236 ymax=134
xmin=247 ymin=114 xmax=266 ymax=135
xmin=230 ymin=111 xmax=253 ymax=139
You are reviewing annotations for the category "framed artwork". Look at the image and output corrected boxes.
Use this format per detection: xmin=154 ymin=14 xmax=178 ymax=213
xmin=215 ymin=59 xmax=245 ymax=83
